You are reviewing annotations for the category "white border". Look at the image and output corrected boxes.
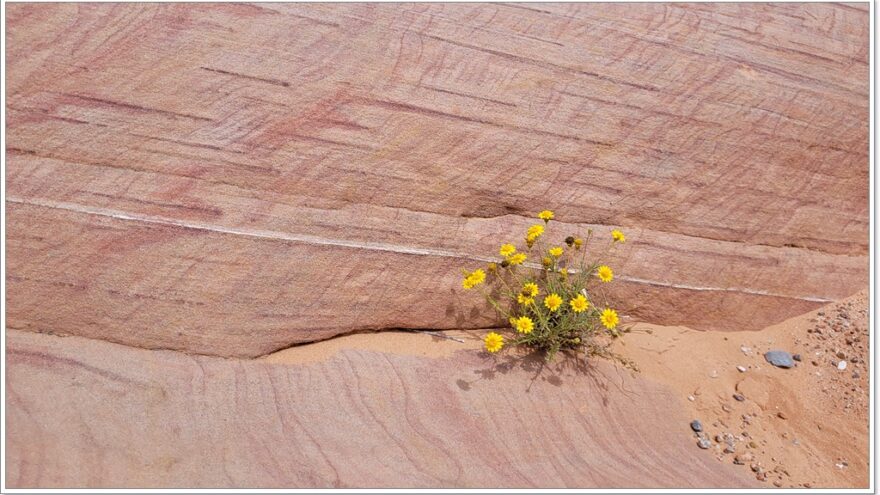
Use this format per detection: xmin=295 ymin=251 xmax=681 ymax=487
xmin=1 ymin=0 xmax=875 ymax=493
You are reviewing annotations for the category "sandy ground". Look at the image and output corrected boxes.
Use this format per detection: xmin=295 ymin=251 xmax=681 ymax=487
xmin=621 ymin=290 xmax=870 ymax=488
xmin=263 ymin=291 xmax=870 ymax=488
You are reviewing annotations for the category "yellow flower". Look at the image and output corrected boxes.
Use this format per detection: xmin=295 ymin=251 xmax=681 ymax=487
xmin=517 ymin=293 xmax=534 ymax=305
xmin=596 ymin=265 xmax=613 ymax=283
xmin=573 ymin=238 xmax=583 ymax=249
xmin=509 ymin=317 xmax=517 ymax=328
xmin=538 ymin=210 xmax=554 ymax=222
xmin=548 ymin=246 xmax=563 ymax=257
xmin=514 ymin=316 xmax=534 ymax=334
xmin=542 ymin=257 xmax=552 ymax=268
xmin=522 ymin=282 xmax=539 ymax=298
xmin=499 ymin=243 xmax=517 ymax=257
xmin=507 ymin=253 xmax=527 ymax=265
xmin=526 ymin=224 xmax=544 ymax=241
xmin=484 ymin=332 xmax=504 ymax=353
xmin=487 ymin=262 xmax=498 ymax=274
xmin=600 ymin=308 xmax=619 ymax=329
xmin=461 ymin=268 xmax=486 ymax=289
xmin=612 ymin=229 xmax=626 ymax=243
xmin=570 ymin=294 xmax=589 ymax=313
xmin=544 ymin=293 xmax=563 ymax=312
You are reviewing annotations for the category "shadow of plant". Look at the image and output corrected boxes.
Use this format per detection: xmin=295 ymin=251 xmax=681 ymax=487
xmin=457 ymin=348 xmax=640 ymax=406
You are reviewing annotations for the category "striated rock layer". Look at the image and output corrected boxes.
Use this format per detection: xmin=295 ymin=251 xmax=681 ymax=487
xmin=5 ymin=3 xmax=869 ymax=356
xmin=5 ymin=329 xmax=758 ymax=488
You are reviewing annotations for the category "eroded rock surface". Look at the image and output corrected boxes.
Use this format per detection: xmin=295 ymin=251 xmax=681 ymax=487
xmin=5 ymin=3 xmax=868 ymax=356
xmin=5 ymin=330 xmax=757 ymax=488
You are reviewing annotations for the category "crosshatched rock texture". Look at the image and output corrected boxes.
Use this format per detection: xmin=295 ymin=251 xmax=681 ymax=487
xmin=3 ymin=3 xmax=869 ymax=488
xmin=5 ymin=3 xmax=869 ymax=356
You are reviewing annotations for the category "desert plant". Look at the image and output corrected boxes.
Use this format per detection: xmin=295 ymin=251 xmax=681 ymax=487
xmin=460 ymin=209 xmax=636 ymax=369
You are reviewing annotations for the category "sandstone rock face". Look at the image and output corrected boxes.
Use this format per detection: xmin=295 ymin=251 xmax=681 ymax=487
xmin=3 ymin=3 xmax=869 ymax=488
xmin=5 ymin=3 xmax=869 ymax=357
xmin=5 ymin=330 xmax=757 ymax=488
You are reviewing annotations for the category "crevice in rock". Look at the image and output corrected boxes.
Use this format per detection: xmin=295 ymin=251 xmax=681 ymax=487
xmin=6 ymin=325 xmax=499 ymax=362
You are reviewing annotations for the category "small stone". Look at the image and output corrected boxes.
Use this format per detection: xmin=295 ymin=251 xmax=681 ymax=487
xmin=724 ymin=445 xmax=736 ymax=454
xmin=741 ymin=345 xmax=752 ymax=354
xmin=736 ymin=365 xmax=747 ymax=372
xmin=777 ymin=411 xmax=788 ymax=420
xmin=722 ymin=404 xmax=733 ymax=413
xmin=757 ymin=472 xmax=767 ymax=482
xmin=697 ymin=438 xmax=711 ymax=449
xmin=749 ymin=441 xmax=758 ymax=448
xmin=709 ymin=370 xmax=719 ymax=378
xmin=853 ymin=371 xmax=861 ymax=379
xmin=715 ymin=434 xmax=724 ymax=443
xmin=733 ymin=393 xmax=745 ymax=402
xmin=690 ymin=420 xmax=703 ymax=432
xmin=764 ymin=350 xmax=795 ymax=368
xmin=793 ymin=354 xmax=802 ymax=362
xmin=688 ymin=395 xmax=695 ymax=402
xmin=837 ymin=351 xmax=847 ymax=359
xmin=838 ymin=361 xmax=848 ymax=370
xmin=774 ymin=480 xmax=783 ymax=487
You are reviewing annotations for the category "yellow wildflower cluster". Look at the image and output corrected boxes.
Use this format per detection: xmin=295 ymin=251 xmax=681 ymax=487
xmin=458 ymin=210 xmax=631 ymax=364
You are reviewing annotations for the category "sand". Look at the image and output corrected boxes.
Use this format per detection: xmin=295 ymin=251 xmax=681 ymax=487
xmin=262 ymin=291 xmax=870 ymax=488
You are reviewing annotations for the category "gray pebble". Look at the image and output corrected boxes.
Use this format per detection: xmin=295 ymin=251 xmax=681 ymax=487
xmin=733 ymin=393 xmax=745 ymax=402
xmin=690 ymin=420 xmax=703 ymax=432
xmin=764 ymin=350 xmax=795 ymax=368
xmin=697 ymin=438 xmax=711 ymax=449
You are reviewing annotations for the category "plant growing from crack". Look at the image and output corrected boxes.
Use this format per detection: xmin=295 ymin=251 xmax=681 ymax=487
xmin=461 ymin=209 xmax=637 ymax=370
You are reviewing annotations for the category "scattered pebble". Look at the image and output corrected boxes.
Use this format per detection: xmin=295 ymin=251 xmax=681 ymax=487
xmin=793 ymin=354 xmax=802 ymax=362
xmin=736 ymin=365 xmax=747 ymax=373
xmin=741 ymin=345 xmax=752 ymax=354
xmin=709 ymin=370 xmax=719 ymax=378
xmin=838 ymin=361 xmax=848 ymax=371
xmin=690 ymin=420 xmax=703 ymax=433
xmin=764 ymin=350 xmax=795 ymax=368
xmin=777 ymin=411 xmax=788 ymax=420
xmin=688 ymin=395 xmax=695 ymax=402
xmin=697 ymin=438 xmax=711 ymax=449
xmin=733 ymin=393 xmax=745 ymax=402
